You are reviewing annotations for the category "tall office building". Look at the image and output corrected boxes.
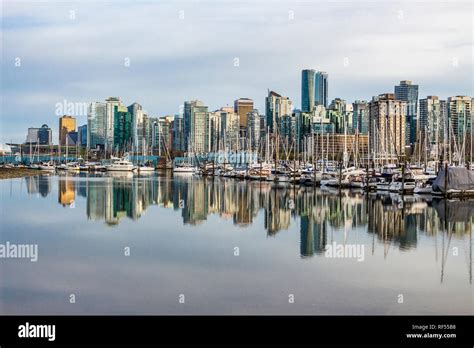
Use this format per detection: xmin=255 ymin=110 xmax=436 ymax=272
xmin=301 ymin=69 xmax=316 ymax=112
xmin=184 ymin=100 xmax=204 ymax=151
xmin=59 ymin=115 xmax=76 ymax=146
xmin=173 ymin=114 xmax=185 ymax=152
xmin=113 ymin=105 xmax=133 ymax=153
xmin=128 ymin=102 xmax=142 ymax=152
xmin=394 ymin=80 xmax=418 ymax=145
xmin=368 ymin=93 xmax=406 ymax=160
xmin=220 ymin=108 xmax=240 ymax=151
xmin=419 ymin=96 xmax=447 ymax=150
xmin=246 ymin=109 xmax=260 ymax=150
xmin=208 ymin=111 xmax=221 ymax=153
xmin=234 ymin=98 xmax=254 ymax=130
xmin=447 ymin=96 xmax=472 ymax=161
xmin=87 ymin=101 xmax=107 ymax=150
xmin=265 ymin=90 xmax=293 ymax=133
xmin=154 ymin=116 xmax=174 ymax=156
xmin=315 ymin=71 xmax=328 ymax=108
xmin=105 ymin=97 xmax=123 ymax=153
xmin=78 ymin=124 xmax=87 ymax=148
xmin=327 ymin=98 xmax=346 ymax=133
xmin=189 ymin=103 xmax=209 ymax=153
xmin=353 ymin=100 xmax=369 ymax=134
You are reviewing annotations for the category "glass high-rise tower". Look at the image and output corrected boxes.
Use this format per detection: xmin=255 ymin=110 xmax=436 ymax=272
xmin=315 ymin=71 xmax=328 ymax=108
xmin=301 ymin=69 xmax=316 ymax=112
xmin=394 ymin=80 xmax=418 ymax=146
xmin=301 ymin=70 xmax=328 ymax=111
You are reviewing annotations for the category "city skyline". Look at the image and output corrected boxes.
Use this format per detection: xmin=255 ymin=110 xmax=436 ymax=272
xmin=1 ymin=0 xmax=472 ymax=146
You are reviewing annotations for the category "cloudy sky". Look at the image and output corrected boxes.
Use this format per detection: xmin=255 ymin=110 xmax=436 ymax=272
xmin=1 ymin=0 xmax=472 ymax=145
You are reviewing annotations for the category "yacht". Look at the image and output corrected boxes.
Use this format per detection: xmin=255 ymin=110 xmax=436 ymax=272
xmin=138 ymin=162 xmax=155 ymax=173
xmin=65 ymin=162 xmax=80 ymax=171
xmin=107 ymin=158 xmax=136 ymax=172
xmin=39 ymin=162 xmax=56 ymax=172
xmin=173 ymin=162 xmax=196 ymax=173
xmin=389 ymin=174 xmax=416 ymax=194
xmin=414 ymin=178 xmax=435 ymax=194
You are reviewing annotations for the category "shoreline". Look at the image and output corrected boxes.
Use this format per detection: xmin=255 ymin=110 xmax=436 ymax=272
xmin=0 ymin=168 xmax=44 ymax=179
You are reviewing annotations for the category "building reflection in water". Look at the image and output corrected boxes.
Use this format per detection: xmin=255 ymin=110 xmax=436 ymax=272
xmin=24 ymin=174 xmax=52 ymax=198
xmin=24 ymin=174 xmax=473 ymax=266
xmin=58 ymin=175 xmax=75 ymax=206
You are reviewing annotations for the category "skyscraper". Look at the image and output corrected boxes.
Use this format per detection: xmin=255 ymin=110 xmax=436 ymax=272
xmin=173 ymin=114 xmax=185 ymax=152
xmin=246 ymin=109 xmax=260 ymax=150
xmin=220 ymin=108 xmax=240 ymax=151
xmin=234 ymin=98 xmax=254 ymax=130
xmin=113 ymin=105 xmax=133 ymax=153
xmin=189 ymin=103 xmax=209 ymax=153
xmin=78 ymin=124 xmax=87 ymax=148
xmin=368 ymin=93 xmax=406 ymax=161
xmin=353 ymin=100 xmax=369 ymax=134
xmin=127 ymin=102 xmax=142 ymax=152
xmin=315 ymin=71 xmax=328 ymax=108
xmin=301 ymin=69 xmax=316 ymax=112
xmin=87 ymin=101 xmax=107 ymax=150
xmin=447 ymin=96 xmax=472 ymax=162
xmin=419 ymin=96 xmax=447 ymax=155
xmin=394 ymin=80 xmax=418 ymax=145
xmin=265 ymin=90 xmax=293 ymax=133
xmin=184 ymin=100 xmax=204 ymax=151
xmin=59 ymin=115 xmax=76 ymax=146
xmin=105 ymin=97 xmax=123 ymax=153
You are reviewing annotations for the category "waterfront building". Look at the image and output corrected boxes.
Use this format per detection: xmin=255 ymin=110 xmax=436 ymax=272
xmin=59 ymin=115 xmax=76 ymax=146
xmin=394 ymin=80 xmax=418 ymax=145
xmin=265 ymin=90 xmax=293 ymax=133
xmin=327 ymin=98 xmax=346 ymax=134
xmin=78 ymin=124 xmax=87 ymax=148
xmin=344 ymin=103 xmax=354 ymax=134
xmin=105 ymin=97 xmax=123 ymax=154
xmin=172 ymin=114 xmax=185 ymax=153
xmin=310 ymin=133 xmax=368 ymax=162
xmin=301 ymin=69 xmax=316 ymax=112
xmin=246 ymin=109 xmax=260 ymax=151
xmin=113 ymin=105 xmax=133 ymax=153
xmin=315 ymin=71 xmax=328 ymax=108
xmin=38 ymin=124 xmax=52 ymax=145
xmin=127 ymin=102 xmax=142 ymax=152
xmin=66 ymin=131 xmax=78 ymax=146
xmin=368 ymin=93 xmax=406 ymax=161
xmin=447 ymin=96 xmax=472 ymax=162
xmin=25 ymin=124 xmax=52 ymax=145
xmin=353 ymin=100 xmax=369 ymax=134
xmin=189 ymin=103 xmax=209 ymax=153
xmin=87 ymin=101 xmax=107 ymax=150
xmin=279 ymin=114 xmax=297 ymax=147
xmin=234 ymin=98 xmax=254 ymax=130
xmin=184 ymin=100 xmax=205 ymax=150
xmin=419 ymin=96 xmax=447 ymax=158
xmin=154 ymin=116 xmax=174 ymax=156
xmin=220 ymin=108 xmax=240 ymax=151
xmin=208 ymin=111 xmax=221 ymax=153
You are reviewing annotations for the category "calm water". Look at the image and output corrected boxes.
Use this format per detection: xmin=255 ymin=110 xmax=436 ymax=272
xmin=0 ymin=172 xmax=472 ymax=315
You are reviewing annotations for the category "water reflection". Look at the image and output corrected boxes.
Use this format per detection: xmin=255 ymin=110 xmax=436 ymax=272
xmin=23 ymin=173 xmax=473 ymax=256
xmin=2 ymin=172 xmax=471 ymax=315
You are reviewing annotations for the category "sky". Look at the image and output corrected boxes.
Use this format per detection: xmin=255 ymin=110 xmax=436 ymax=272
xmin=1 ymin=0 xmax=473 ymax=146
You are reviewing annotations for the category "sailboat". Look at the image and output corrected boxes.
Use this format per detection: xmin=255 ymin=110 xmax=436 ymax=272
xmin=28 ymin=140 xmax=40 ymax=169
xmin=40 ymin=144 xmax=56 ymax=171
xmin=138 ymin=139 xmax=155 ymax=173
